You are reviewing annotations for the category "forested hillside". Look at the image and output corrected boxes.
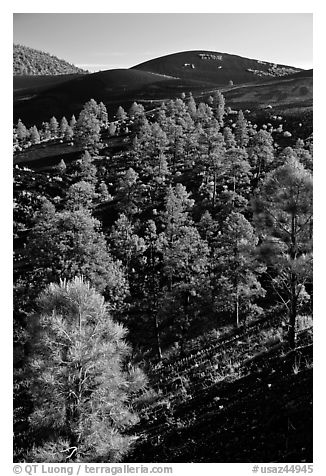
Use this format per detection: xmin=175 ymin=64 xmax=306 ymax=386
xmin=13 ymin=44 xmax=87 ymax=75
xmin=13 ymin=92 xmax=313 ymax=462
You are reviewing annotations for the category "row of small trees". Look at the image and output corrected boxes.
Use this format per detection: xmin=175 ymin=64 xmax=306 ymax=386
xmin=13 ymin=100 xmax=146 ymax=151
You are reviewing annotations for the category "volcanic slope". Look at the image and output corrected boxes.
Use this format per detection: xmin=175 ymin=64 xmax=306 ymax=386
xmin=216 ymin=69 xmax=312 ymax=113
xmin=13 ymin=68 xmax=217 ymax=126
xmin=132 ymin=50 xmax=302 ymax=85
xmin=13 ymin=51 xmax=308 ymax=127
xmin=127 ymin=316 xmax=313 ymax=463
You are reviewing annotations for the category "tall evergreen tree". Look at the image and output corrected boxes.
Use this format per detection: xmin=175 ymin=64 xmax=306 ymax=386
xmin=25 ymin=199 xmax=127 ymax=304
xmin=16 ymin=119 xmax=28 ymax=142
xmin=29 ymin=125 xmax=40 ymax=145
xmin=234 ymin=110 xmax=249 ymax=148
xmin=212 ymin=212 xmax=266 ymax=326
xmin=254 ymin=155 xmax=313 ymax=346
xmin=26 ymin=277 xmax=147 ymax=462
xmin=248 ymin=129 xmax=274 ymax=186
xmin=212 ymin=90 xmax=225 ymax=126
xmin=74 ymin=101 xmax=101 ymax=151
xmin=49 ymin=116 xmax=59 ymax=138
xmin=59 ymin=117 xmax=69 ymax=137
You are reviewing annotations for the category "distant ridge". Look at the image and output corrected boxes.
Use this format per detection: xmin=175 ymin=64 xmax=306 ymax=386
xmin=13 ymin=50 xmax=311 ymax=126
xmin=132 ymin=50 xmax=302 ymax=85
xmin=13 ymin=44 xmax=87 ymax=75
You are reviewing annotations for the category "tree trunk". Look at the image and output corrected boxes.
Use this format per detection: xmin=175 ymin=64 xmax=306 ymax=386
xmin=289 ymin=271 xmax=297 ymax=348
xmin=154 ymin=313 xmax=162 ymax=361
xmin=235 ymin=284 xmax=240 ymax=327
xmin=212 ymin=171 xmax=217 ymax=208
xmin=289 ymin=214 xmax=297 ymax=348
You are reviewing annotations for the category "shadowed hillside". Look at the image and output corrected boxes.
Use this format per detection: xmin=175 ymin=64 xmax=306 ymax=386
xmin=13 ymin=68 xmax=217 ymax=126
xmin=126 ymin=319 xmax=312 ymax=463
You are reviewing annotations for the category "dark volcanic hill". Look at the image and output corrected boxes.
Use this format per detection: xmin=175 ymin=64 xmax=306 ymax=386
xmin=13 ymin=50 xmax=310 ymax=127
xmin=13 ymin=44 xmax=87 ymax=75
xmin=13 ymin=68 xmax=217 ymax=125
xmin=132 ymin=50 xmax=302 ymax=86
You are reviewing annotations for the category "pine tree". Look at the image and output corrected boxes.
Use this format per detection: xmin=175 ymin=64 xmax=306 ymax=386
xmin=69 ymin=115 xmax=77 ymax=129
xmin=254 ymin=154 xmax=313 ymax=346
xmin=74 ymin=101 xmax=101 ymax=151
xmin=223 ymin=127 xmax=237 ymax=149
xmin=158 ymin=184 xmax=210 ymax=342
xmin=212 ymin=90 xmax=225 ymax=126
xmin=29 ymin=125 xmax=40 ymax=145
xmin=16 ymin=119 xmax=27 ymax=142
xmin=116 ymin=106 xmax=128 ymax=122
xmin=98 ymin=182 xmax=111 ymax=203
xmin=49 ymin=116 xmax=59 ymax=138
xmin=212 ymin=211 xmax=266 ymax=326
xmin=117 ymin=168 xmax=141 ymax=217
xmin=294 ymin=140 xmax=313 ymax=171
xmin=186 ymin=93 xmax=197 ymax=119
xmin=42 ymin=122 xmax=51 ymax=141
xmin=234 ymin=110 xmax=249 ymax=148
xmin=98 ymin=102 xmax=108 ymax=127
xmin=25 ymin=200 xmax=128 ymax=304
xmin=26 ymin=277 xmax=147 ymax=462
xmin=109 ymin=214 xmax=146 ymax=276
xmin=219 ymin=147 xmax=252 ymax=214
xmin=56 ymin=159 xmax=67 ymax=175
xmin=65 ymin=181 xmax=97 ymax=211
xmin=196 ymin=102 xmax=213 ymax=126
xmin=64 ymin=126 xmax=74 ymax=141
xmin=73 ymin=151 xmax=97 ymax=185
xmin=248 ymin=129 xmax=274 ymax=186
xmin=59 ymin=117 xmax=69 ymax=137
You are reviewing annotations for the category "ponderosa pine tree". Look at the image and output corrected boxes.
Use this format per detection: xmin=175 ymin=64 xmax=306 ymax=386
xmin=141 ymin=219 xmax=164 ymax=359
xmin=254 ymin=154 xmax=313 ymax=347
xmin=212 ymin=211 xmax=266 ymax=326
xmin=196 ymin=102 xmax=213 ymax=127
xmin=65 ymin=181 xmax=97 ymax=211
xmin=59 ymin=117 xmax=69 ymax=137
xmin=157 ymin=184 xmax=210 ymax=342
xmin=109 ymin=214 xmax=146 ymax=277
xmin=56 ymin=158 xmax=67 ymax=175
xmin=16 ymin=119 xmax=27 ymax=142
xmin=98 ymin=101 xmax=108 ymax=127
xmin=294 ymin=140 xmax=313 ymax=171
xmin=29 ymin=125 xmax=40 ymax=145
xmin=74 ymin=101 xmax=101 ymax=151
xmin=116 ymin=106 xmax=128 ymax=122
xmin=116 ymin=168 xmax=141 ymax=217
xmin=212 ymin=90 xmax=225 ymax=126
xmin=98 ymin=181 xmax=111 ymax=203
xmin=64 ymin=125 xmax=74 ymax=141
xmin=223 ymin=127 xmax=237 ymax=149
xmin=42 ymin=122 xmax=51 ymax=141
xmin=248 ymin=129 xmax=274 ymax=187
xmin=73 ymin=151 xmax=97 ymax=185
xmin=186 ymin=93 xmax=197 ymax=119
xmin=219 ymin=147 xmax=252 ymax=214
xmin=25 ymin=199 xmax=128 ymax=305
xmin=234 ymin=110 xmax=249 ymax=148
xmin=69 ymin=115 xmax=77 ymax=129
xmin=49 ymin=116 xmax=59 ymax=138
xmin=26 ymin=277 xmax=147 ymax=462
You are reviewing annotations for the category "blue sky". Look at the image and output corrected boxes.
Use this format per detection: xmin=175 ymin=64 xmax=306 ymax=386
xmin=13 ymin=13 xmax=313 ymax=72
